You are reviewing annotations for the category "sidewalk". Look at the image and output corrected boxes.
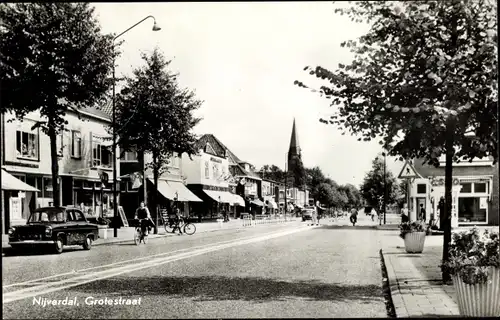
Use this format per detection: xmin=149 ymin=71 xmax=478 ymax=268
xmin=380 ymin=231 xmax=460 ymax=318
xmin=2 ymin=218 xmax=300 ymax=249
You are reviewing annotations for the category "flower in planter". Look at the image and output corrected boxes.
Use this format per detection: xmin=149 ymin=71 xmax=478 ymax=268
xmin=399 ymin=220 xmax=427 ymax=239
xmin=441 ymin=228 xmax=500 ymax=285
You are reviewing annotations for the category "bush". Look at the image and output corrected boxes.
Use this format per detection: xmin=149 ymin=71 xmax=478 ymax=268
xmin=399 ymin=220 xmax=426 ymax=239
xmin=441 ymin=228 xmax=500 ymax=285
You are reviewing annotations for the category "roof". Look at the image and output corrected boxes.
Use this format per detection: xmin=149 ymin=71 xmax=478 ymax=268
xmin=82 ymin=106 xmax=112 ymax=121
xmin=196 ymin=134 xmax=227 ymax=158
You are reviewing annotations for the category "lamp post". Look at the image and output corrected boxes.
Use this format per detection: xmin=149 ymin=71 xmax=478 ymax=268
xmin=284 ymin=151 xmax=289 ymax=221
xmin=382 ymin=151 xmax=387 ymax=225
xmin=112 ymin=16 xmax=161 ymax=238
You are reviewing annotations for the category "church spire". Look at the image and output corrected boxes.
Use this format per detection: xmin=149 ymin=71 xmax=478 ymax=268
xmin=288 ymin=118 xmax=300 ymax=156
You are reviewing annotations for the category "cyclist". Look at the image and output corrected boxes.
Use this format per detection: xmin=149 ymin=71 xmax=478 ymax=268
xmin=172 ymin=208 xmax=184 ymax=235
xmin=134 ymin=201 xmax=152 ymax=236
xmin=349 ymin=207 xmax=358 ymax=226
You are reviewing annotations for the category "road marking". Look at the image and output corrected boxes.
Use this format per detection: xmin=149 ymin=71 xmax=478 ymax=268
xmin=3 ymin=226 xmax=311 ymax=303
xmin=3 ymin=226 xmax=302 ymax=289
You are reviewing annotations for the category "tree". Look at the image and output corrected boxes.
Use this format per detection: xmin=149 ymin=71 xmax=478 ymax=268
xmin=305 ymin=166 xmax=327 ymax=200
xmin=114 ymin=47 xmax=202 ymax=233
xmin=295 ymin=0 xmax=497 ymax=282
xmin=340 ymin=184 xmax=364 ymax=209
xmin=291 ymin=156 xmax=307 ymax=189
xmin=360 ymin=155 xmax=399 ymax=209
xmin=316 ymin=183 xmax=335 ymax=207
xmin=259 ymin=164 xmax=285 ymax=182
xmin=1 ymin=3 xmax=115 ymax=207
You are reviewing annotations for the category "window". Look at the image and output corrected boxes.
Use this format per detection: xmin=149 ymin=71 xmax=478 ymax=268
xmin=121 ymin=150 xmax=137 ymax=161
xmin=92 ymin=137 xmax=111 ymax=167
xmin=458 ymin=197 xmax=486 ymax=223
xmin=71 ymin=131 xmax=82 ymax=158
xmin=474 ymin=183 xmax=487 ymax=193
xmin=460 ymin=183 xmax=472 ymax=193
xmin=212 ymin=164 xmax=219 ymax=179
xmin=204 ymin=161 xmax=209 ymax=178
xmin=417 ymin=184 xmax=426 ymax=194
xmin=16 ymin=130 xmax=38 ymax=160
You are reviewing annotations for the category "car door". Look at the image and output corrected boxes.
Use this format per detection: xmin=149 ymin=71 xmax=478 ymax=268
xmin=65 ymin=209 xmax=80 ymax=245
xmin=74 ymin=209 xmax=95 ymax=240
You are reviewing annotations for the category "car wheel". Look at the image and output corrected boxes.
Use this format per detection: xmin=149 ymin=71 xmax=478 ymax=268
xmin=83 ymin=236 xmax=92 ymax=250
xmin=54 ymin=237 xmax=64 ymax=254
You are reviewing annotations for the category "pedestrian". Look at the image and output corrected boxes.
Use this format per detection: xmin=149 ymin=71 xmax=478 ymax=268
xmin=349 ymin=207 xmax=358 ymax=226
xmin=419 ymin=204 xmax=426 ymax=222
xmin=401 ymin=204 xmax=409 ymax=223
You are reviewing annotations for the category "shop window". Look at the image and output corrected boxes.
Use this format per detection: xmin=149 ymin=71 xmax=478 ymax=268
xmin=16 ymin=130 xmax=39 ymax=160
xmin=417 ymin=184 xmax=426 ymax=194
xmin=205 ymin=161 xmax=209 ymax=179
xmin=460 ymin=183 xmax=472 ymax=193
xmin=474 ymin=183 xmax=487 ymax=193
xmin=71 ymin=131 xmax=82 ymax=158
xmin=458 ymin=197 xmax=486 ymax=223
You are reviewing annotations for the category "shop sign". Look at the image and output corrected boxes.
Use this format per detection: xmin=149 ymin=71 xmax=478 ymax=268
xmin=210 ymin=157 xmax=222 ymax=163
xmin=480 ymin=197 xmax=488 ymax=209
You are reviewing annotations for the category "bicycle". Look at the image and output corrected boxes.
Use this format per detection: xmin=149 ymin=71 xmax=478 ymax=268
xmin=134 ymin=219 xmax=150 ymax=245
xmin=164 ymin=217 xmax=196 ymax=235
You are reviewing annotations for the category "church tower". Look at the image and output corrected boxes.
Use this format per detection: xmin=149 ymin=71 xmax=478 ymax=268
xmin=287 ymin=118 xmax=301 ymax=173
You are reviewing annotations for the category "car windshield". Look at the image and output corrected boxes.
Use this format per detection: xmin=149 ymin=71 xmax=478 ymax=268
xmin=303 ymin=210 xmax=314 ymax=215
xmin=28 ymin=208 xmax=65 ymax=223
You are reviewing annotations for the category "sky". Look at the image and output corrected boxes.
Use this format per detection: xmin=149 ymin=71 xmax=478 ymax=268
xmin=93 ymin=2 xmax=405 ymax=187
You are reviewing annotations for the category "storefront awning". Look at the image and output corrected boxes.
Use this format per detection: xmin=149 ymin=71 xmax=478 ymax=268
xmin=230 ymin=193 xmax=245 ymax=206
xmin=1 ymin=169 xmax=39 ymax=192
xmin=266 ymin=200 xmax=278 ymax=209
xmin=204 ymin=190 xmax=233 ymax=204
xmin=150 ymin=179 xmax=202 ymax=202
xmin=251 ymin=199 xmax=264 ymax=207
xmin=167 ymin=181 xmax=202 ymax=202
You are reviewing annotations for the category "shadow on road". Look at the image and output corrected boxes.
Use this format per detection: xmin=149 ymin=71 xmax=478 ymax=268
xmin=316 ymin=225 xmax=378 ymax=230
xmin=2 ymin=246 xmax=83 ymax=256
xmin=71 ymin=275 xmax=384 ymax=303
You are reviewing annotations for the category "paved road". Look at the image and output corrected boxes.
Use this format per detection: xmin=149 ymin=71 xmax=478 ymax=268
xmin=3 ymin=222 xmax=387 ymax=318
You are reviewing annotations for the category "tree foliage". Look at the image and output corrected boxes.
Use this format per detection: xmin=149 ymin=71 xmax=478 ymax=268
xmin=296 ymin=0 xmax=497 ymax=166
xmin=1 ymin=3 xmax=115 ymax=206
xmin=258 ymin=164 xmax=286 ymax=182
xmin=360 ymin=155 xmax=399 ymax=208
xmin=114 ymin=47 xmax=202 ymax=174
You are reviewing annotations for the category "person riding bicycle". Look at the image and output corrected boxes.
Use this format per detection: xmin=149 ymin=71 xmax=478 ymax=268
xmin=134 ymin=201 xmax=152 ymax=236
xmin=349 ymin=207 xmax=358 ymax=226
xmin=172 ymin=208 xmax=184 ymax=235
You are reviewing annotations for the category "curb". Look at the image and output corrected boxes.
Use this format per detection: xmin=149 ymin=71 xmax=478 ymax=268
xmin=380 ymin=249 xmax=409 ymax=318
xmin=66 ymin=220 xmax=301 ymax=247
xmin=379 ymin=249 xmax=397 ymax=318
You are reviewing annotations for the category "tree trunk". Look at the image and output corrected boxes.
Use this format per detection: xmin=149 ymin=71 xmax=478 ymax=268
xmin=152 ymin=152 xmax=159 ymax=235
xmin=48 ymin=123 xmax=60 ymax=207
xmin=442 ymin=117 xmax=455 ymax=283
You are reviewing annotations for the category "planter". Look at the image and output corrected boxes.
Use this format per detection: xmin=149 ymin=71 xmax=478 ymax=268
xmin=403 ymin=231 xmax=426 ymax=253
xmin=98 ymin=225 xmax=108 ymax=240
xmin=452 ymin=267 xmax=500 ymax=317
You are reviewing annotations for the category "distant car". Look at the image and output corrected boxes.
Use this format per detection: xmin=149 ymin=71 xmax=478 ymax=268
xmin=301 ymin=208 xmax=315 ymax=221
xmin=8 ymin=206 xmax=99 ymax=254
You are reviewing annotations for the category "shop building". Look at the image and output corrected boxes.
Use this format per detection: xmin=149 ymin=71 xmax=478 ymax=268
xmin=1 ymin=107 xmax=120 ymax=233
xmin=261 ymin=178 xmax=279 ymax=214
xmin=410 ymin=156 xmax=498 ymax=227
xmin=119 ymin=148 xmax=203 ymax=221
xmin=181 ymin=134 xmax=245 ymax=219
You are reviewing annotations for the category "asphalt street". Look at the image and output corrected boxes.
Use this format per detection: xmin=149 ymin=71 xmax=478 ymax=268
xmin=3 ymin=220 xmax=387 ymax=318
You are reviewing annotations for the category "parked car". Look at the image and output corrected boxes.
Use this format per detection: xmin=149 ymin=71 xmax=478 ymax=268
xmin=301 ymin=208 xmax=315 ymax=221
xmin=8 ymin=206 xmax=99 ymax=254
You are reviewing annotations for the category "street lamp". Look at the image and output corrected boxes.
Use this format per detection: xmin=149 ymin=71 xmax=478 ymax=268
xmin=112 ymin=15 xmax=160 ymax=238
xmin=284 ymin=151 xmax=289 ymax=220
